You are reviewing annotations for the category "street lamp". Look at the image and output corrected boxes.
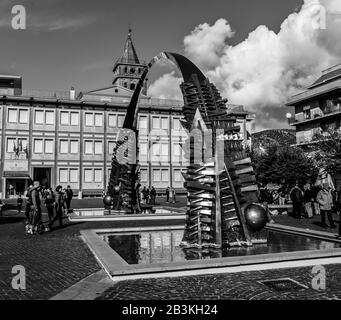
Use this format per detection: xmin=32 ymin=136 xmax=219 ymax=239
xmin=286 ymin=113 xmax=292 ymax=124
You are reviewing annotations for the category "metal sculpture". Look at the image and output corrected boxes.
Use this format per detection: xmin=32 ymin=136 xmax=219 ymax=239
xmin=106 ymin=52 xmax=267 ymax=247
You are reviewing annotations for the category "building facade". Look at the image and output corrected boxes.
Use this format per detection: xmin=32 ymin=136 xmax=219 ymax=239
xmin=286 ymin=63 xmax=341 ymax=187
xmin=0 ymin=30 xmax=254 ymax=199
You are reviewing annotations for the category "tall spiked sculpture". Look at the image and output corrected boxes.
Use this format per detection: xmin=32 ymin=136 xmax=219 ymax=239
xmin=106 ymin=52 xmax=266 ymax=245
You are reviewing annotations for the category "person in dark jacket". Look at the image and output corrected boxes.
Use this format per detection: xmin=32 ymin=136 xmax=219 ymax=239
xmin=150 ymin=187 xmax=156 ymax=205
xmin=53 ymin=186 xmax=65 ymax=228
xmin=30 ymin=181 xmax=42 ymax=235
xmin=17 ymin=195 xmax=23 ymax=214
xmin=290 ymin=182 xmax=303 ymax=219
xmin=65 ymin=185 xmax=74 ymax=211
xmin=165 ymin=187 xmax=170 ymax=203
xmin=44 ymin=188 xmax=55 ymax=229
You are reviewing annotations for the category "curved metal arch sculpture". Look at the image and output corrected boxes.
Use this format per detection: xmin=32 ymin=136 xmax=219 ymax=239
xmin=106 ymin=52 xmax=265 ymax=248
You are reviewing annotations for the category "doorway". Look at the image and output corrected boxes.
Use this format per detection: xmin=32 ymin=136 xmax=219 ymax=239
xmin=33 ymin=168 xmax=52 ymax=188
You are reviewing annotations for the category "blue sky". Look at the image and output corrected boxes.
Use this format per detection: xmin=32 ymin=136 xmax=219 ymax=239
xmin=0 ymin=0 xmax=302 ymax=92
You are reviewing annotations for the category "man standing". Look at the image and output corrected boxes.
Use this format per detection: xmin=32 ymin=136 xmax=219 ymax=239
xmin=172 ymin=188 xmax=176 ymax=203
xmin=317 ymin=183 xmax=336 ymax=228
xmin=17 ymin=195 xmax=23 ymax=214
xmin=44 ymin=188 xmax=55 ymax=229
xmin=53 ymin=186 xmax=65 ymax=228
xmin=150 ymin=186 xmax=156 ymax=205
xmin=30 ymin=181 xmax=42 ymax=235
xmin=65 ymin=185 xmax=74 ymax=212
xmin=165 ymin=187 xmax=170 ymax=203
xmin=290 ymin=182 xmax=303 ymax=219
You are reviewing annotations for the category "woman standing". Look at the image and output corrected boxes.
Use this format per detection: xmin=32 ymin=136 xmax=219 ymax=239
xmin=53 ymin=186 xmax=65 ymax=228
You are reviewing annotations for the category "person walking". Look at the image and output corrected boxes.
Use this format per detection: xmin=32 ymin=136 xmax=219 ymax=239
xmin=150 ymin=186 xmax=156 ymax=205
xmin=172 ymin=188 xmax=176 ymax=203
xmin=289 ymin=182 xmax=303 ymax=219
xmin=165 ymin=187 xmax=170 ymax=203
xmin=335 ymin=186 xmax=341 ymax=215
xmin=65 ymin=185 xmax=74 ymax=212
xmin=53 ymin=186 xmax=65 ymax=228
xmin=29 ymin=181 xmax=43 ymax=235
xmin=146 ymin=187 xmax=150 ymax=205
xmin=141 ymin=186 xmax=147 ymax=205
xmin=44 ymin=188 xmax=55 ymax=229
xmin=317 ymin=183 xmax=336 ymax=228
xmin=303 ymin=183 xmax=313 ymax=218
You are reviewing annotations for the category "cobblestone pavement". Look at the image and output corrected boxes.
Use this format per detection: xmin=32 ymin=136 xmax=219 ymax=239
xmin=1 ymin=196 xmax=340 ymax=300
xmin=96 ymin=264 xmax=341 ymax=300
xmin=0 ymin=198 xmax=183 ymax=300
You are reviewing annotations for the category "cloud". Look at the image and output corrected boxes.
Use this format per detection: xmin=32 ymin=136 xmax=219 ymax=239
xmin=148 ymin=71 xmax=183 ymax=100
xmin=149 ymin=0 xmax=341 ymax=131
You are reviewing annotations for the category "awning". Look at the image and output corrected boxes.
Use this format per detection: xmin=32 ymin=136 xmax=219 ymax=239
xmin=2 ymin=171 xmax=31 ymax=179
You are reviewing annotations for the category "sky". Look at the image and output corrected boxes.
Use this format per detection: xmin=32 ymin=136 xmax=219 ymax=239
xmin=1 ymin=0 xmax=341 ymax=131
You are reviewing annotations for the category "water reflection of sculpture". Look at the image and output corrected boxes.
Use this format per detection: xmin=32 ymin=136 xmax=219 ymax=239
xmin=104 ymin=51 xmax=268 ymax=248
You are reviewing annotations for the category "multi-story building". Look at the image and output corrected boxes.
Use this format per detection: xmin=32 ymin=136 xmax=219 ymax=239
xmin=286 ymin=63 xmax=341 ymax=187
xmin=0 ymin=29 xmax=254 ymax=199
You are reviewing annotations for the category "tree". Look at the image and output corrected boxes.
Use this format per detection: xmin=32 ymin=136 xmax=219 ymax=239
xmin=250 ymin=144 xmax=318 ymax=187
xmin=312 ymin=129 xmax=341 ymax=175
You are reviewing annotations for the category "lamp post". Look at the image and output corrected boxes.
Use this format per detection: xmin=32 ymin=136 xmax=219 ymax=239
xmin=286 ymin=112 xmax=292 ymax=125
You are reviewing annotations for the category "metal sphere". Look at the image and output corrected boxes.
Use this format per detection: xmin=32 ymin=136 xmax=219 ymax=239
xmin=244 ymin=203 xmax=268 ymax=232
xmin=103 ymin=195 xmax=113 ymax=206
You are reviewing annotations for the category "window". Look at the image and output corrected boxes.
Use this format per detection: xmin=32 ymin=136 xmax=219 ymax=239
xmin=45 ymin=140 xmax=54 ymax=154
xmin=152 ymin=117 xmax=160 ymax=129
xmin=161 ymin=169 xmax=169 ymax=182
xmin=140 ymin=169 xmax=148 ymax=183
xmin=34 ymin=139 xmax=43 ymax=153
xmin=152 ymin=142 xmax=160 ymax=161
xmin=45 ymin=111 xmax=54 ymax=125
xmin=108 ymin=141 xmax=116 ymax=154
xmin=8 ymin=109 xmax=17 ymax=123
xmin=85 ymin=113 xmax=93 ymax=126
xmin=94 ymin=141 xmax=102 ymax=154
xmin=153 ymin=169 xmax=161 ymax=182
xmin=161 ymin=117 xmax=168 ymax=130
xmin=60 ymin=111 xmax=69 ymax=125
xmin=35 ymin=110 xmax=44 ymax=124
xmin=94 ymin=113 xmax=103 ymax=127
xmin=70 ymin=140 xmax=78 ymax=154
xmin=60 ymin=140 xmax=68 ymax=153
xmin=85 ymin=141 xmax=93 ymax=154
xmin=161 ymin=143 xmax=169 ymax=162
xmin=18 ymin=138 xmax=27 ymax=150
xmin=19 ymin=109 xmax=28 ymax=123
xmin=108 ymin=114 xmax=117 ymax=127
xmin=117 ymin=115 xmax=125 ymax=128
xmin=70 ymin=112 xmax=79 ymax=126
xmin=130 ymin=83 xmax=135 ymax=90
xmin=69 ymin=169 xmax=78 ymax=183
xmin=139 ymin=116 xmax=148 ymax=129
xmin=173 ymin=143 xmax=181 ymax=161
xmin=94 ymin=169 xmax=102 ymax=182
xmin=139 ymin=142 xmax=148 ymax=161
xmin=6 ymin=138 xmax=16 ymax=152
xmin=84 ymin=169 xmax=93 ymax=182
xmin=173 ymin=118 xmax=180 ymax=130
xmin=174 ymin=170 xmax=183 ymax=182
xmin=59 ymin=169 xmax=68 ymax=183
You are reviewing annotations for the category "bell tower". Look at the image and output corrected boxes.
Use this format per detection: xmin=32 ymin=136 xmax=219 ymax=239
xmin=112 ymin=28 xmax=148 ymax=95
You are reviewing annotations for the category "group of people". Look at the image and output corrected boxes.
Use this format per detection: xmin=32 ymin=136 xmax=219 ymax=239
xmin=23 ymin=181 xmax=74 ymax=235
xmin=260 ymin=181 xmax=341 ymax=236
xmin=290 ymin=182 xmax=341 ymax=231
xmin=140 ymin=186 xmax=177 ymax=205
xmin=141 ymin=186 xmax=157 ymax=205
